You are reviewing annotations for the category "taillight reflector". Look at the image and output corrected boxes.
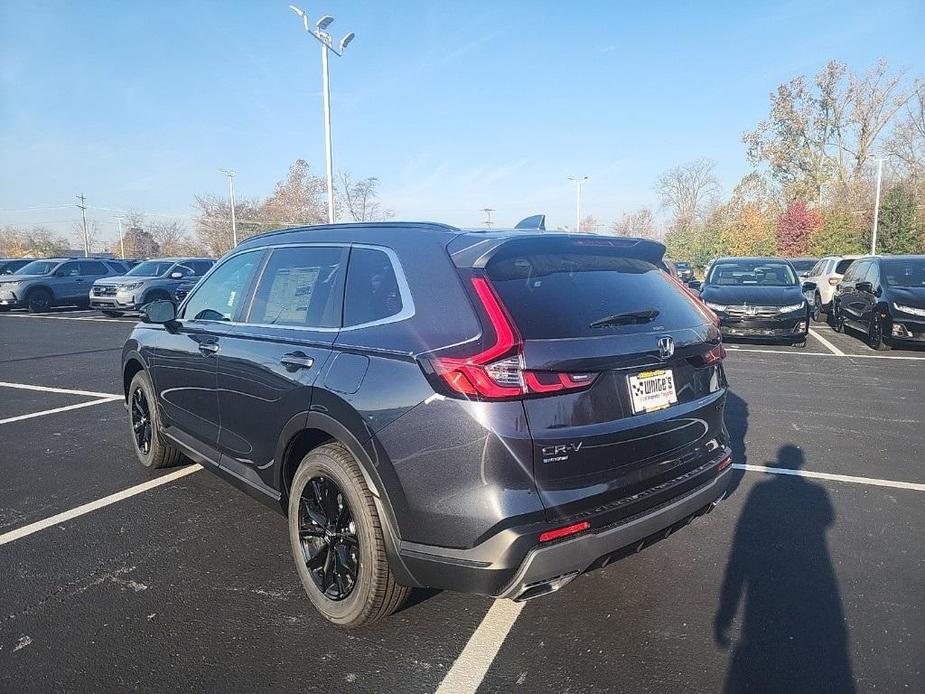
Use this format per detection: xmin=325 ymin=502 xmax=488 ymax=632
xmin=828 ymin=278 xmax=840 ymax=286
xmin=539 ymin=521 xmax=590 ymax=543
xmin=718 ymin=455 xmax=733 ymax=472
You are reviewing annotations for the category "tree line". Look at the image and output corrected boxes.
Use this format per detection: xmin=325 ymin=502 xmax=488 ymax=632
xmin=0 ymin=160 xmax=391 ymax=259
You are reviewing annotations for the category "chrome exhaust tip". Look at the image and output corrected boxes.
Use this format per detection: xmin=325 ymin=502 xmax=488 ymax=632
xmin=512 ymin=571 xmax=580 ymax=602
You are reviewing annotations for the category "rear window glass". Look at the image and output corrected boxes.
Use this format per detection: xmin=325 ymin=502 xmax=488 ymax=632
xmin=486 ymin=252 xmax=707 ymax=339
xmin=344 ymin=248 xmax=404 ymax=326
xmin=835 ymin=259 xmax=855 ymax=275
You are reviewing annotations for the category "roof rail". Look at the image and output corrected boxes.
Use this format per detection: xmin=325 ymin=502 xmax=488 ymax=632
xmin=514 ymin=214 xmax=546 ymax=231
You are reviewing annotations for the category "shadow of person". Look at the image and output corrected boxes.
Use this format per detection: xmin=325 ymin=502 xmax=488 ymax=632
xmin=724 ymin=390 xmax=749 ymax=499
xmin=714 ymin=445 xmax=854 ymax=693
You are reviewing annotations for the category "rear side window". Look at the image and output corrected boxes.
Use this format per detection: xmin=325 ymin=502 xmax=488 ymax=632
xmin=104 ymin=261 xmax=126 ymax=273
xmin=187 ymin=260 xmax=213 ymax=276
xmin=486 ymin=251 xmax=707 ymax=339
xmin=79 ymin=261 xmax=108 ymax=275
xmin=57 ymin=262 xmax=80 ymax=277
xmin=344 ymin=248 xmax=404 ymax=326
xmin=248 ymin=246 xmax=346 ymax=328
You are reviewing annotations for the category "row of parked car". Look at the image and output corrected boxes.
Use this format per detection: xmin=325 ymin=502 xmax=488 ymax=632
xmin=0 ymin=256 xmax=214 ymax=314
xmin=668 ymin=254 xmax=925 ymax=351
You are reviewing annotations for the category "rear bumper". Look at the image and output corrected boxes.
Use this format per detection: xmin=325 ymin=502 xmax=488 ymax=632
xmin=397 ymin=451 xmax=732 ymax=599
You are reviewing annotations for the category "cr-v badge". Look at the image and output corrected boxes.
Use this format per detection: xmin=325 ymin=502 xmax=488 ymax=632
xmin=542 ymin=442 xmax=583 ymax=464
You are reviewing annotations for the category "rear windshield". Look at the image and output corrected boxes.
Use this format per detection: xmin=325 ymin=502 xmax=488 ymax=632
xmin=882 ymin=258 xmax=925 ymax=288
xmin=706 ymin=260 xmax=797 ymax=287
xmin=834 ymin=259 xmax=855 ymax=275
xmin=486 ymin=252 xmax=708 ymax=339
xmin=790 ymin=259 xmax=816 ymax=272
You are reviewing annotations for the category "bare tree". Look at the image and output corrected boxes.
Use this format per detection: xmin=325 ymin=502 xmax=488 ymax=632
xmin=338 ymin=173 xmax=394 ymax=222
xmin=655 ymin=159 xmax=720 ymax=232
xmin=578 ymin=215 xmax=599 ymax=232
xmin=611 ymin=208 xmax=656 ymax=238
xmin=72 ymin=220 xmax=101 ymax=254
xmin=149 ymin=219 xmax=194 ymax=256
xmin=886 ymin=82 xmax=925 ymax=179
xmin=259 ymin=159 xmax=329 ymax=227
xmin=194 ymin=194 xmax=263 ymax=257
xmin=0 ymin=225 xmax=70 ymax=257
xmin=744 ymin=60 xmax=918 ymax=200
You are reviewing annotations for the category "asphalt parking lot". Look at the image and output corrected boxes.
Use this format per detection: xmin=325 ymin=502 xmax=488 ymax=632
xmin=0 ymin=308 xmax=922 ymax=693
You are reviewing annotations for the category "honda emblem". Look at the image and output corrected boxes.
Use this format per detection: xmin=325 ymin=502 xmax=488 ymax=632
xmin=658 ymin=336 xmax=675 ymax=360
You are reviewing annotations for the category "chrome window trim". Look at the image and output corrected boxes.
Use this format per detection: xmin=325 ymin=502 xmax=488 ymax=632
xmin=179 ymin=241 xmax=415 ymax=333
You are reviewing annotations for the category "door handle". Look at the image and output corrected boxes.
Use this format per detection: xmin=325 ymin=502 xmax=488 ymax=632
xmin=280 ymin=352 xmax=314 ymax=370
xmin=198 ymin=342 xmax=220 ymax=356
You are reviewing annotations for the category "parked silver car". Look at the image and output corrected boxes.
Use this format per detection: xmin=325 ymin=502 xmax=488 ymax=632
xmin=90 ymin=257 xmax=213 ymax=315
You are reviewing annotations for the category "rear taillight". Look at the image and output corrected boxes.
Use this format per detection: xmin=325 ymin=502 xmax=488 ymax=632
xmin=538 ymin=521 xmax=590 ymax=543
xmin=828 ymin=277 xmax=840 ymax=286
xmin=690 ymin=344 xmax=726 ymax=367
xmin=428 ymin=276 xmax=598 ymax=400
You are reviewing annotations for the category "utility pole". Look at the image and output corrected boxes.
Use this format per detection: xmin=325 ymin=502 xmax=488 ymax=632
xmin=481 ymin=208 xmax=495 ymax=228
xmin=115 ymin=216 xmax=125 ymax=259
xmin=870 ymin=158 xmax=884 ymax=255
xmin=289 ymin=6 xmax=355 ymax=225
xmin=76 ymin=194 xmax=90 ymax=256
xmin=219 ymin=169 xmax=238 ymax=247
xmin=568 ymin=176 xmax=588 ymax=232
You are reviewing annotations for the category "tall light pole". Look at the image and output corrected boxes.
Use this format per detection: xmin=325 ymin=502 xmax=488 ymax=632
xmin=115 ymin=216 xmax=125 ymax=259
xmin=568 ymin=176 xmax=588 ymax=232
xmin=289 ymin=5 xmax=355 ymax=225
xmin=870 ymin=158 xmax=884 ymax=255
xmin=219 ymin=169 xmax=238 ymax=247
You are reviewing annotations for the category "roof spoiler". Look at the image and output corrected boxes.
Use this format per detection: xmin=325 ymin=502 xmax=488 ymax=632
xmin=514 ymin=214 xmax=546 ymax=231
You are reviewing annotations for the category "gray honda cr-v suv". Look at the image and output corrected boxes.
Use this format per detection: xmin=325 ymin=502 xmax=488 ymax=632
xmin=122 ymin=219 xmax=732 ymax=627
xmin=91 ymin=257 xmax=213 ymax=315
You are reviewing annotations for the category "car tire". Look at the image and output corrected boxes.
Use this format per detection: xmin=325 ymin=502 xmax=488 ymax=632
xmin=831 ymin=304 xmax=844 ymax=332
xmin=812 ymin=292 xmax=824 ymax=321
xmin=26 ymin=288 xmax=52 ymax=313
xmin=102 ymin=310 xmax=123 ymax=317
xmin=288 ymin=442 xmax=409 ymax=628
xmin=128 ymin=370 xmax=184 ymax=469
xmin=867 ymin=316 xmax=892 ymax=351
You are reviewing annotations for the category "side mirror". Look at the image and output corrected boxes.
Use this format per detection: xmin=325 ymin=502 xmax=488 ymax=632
xmin=140 ymin=299 xmax=177 ymax=325
xmin=802 ymin=281 xmax=817 ymax=292
xmin=855 ymin=281 xmax=873 ymax=293
xmin=687 ymin=280 xmax=702 ymax=291
xmin=170 ymin=271 xmax=183 ymax=279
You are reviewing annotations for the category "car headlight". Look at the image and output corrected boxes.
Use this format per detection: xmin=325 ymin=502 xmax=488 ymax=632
xmin=704 ymin=302 xmax=727 ymax=312
xmin=778 ymin=303 xmax=805 ymax=313
xmin=894 ymin=303 xmax=925 ymax=317
xmin=117 ymin=282 xmax=144 ymax=292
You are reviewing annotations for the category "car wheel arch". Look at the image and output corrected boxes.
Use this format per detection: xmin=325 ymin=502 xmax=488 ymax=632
xmin=25 ymin=284 xmax=54 ymax=301
xmin=122 ymin=354 xmax=148 ymax=400
xmin=278 ymin=411 xmax=422 ymax=589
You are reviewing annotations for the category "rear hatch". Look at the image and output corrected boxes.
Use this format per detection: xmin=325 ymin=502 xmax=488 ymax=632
xmin=441 ymin=235 xmax=728 ymax=522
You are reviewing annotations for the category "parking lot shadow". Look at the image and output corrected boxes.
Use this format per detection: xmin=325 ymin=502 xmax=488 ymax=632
xmin=714 ymin=445 xmax=854 ymax=693
xmin=724 ymin=390 xmax=748 ymax=498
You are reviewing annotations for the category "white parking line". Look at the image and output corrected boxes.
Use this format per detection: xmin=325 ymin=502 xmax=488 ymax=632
xmin=0 ymin=381 xmax=121 ymax=399
xmin=0 ymin=465 xmax=203 ymax=546
xmin=0 ymin=313 xmax=130 ymax=323
xmin=435 ymin=599 xmax=525 ymax=694
xmin=733 ymin=463 xmax=925 ymax=492
xmin=725 ymin=346 xmax=925 ymax=361
xmin=808 ymin=328 xmax=845 ymax=356
xmin=0 ymin=396 xmax=122 ymax=425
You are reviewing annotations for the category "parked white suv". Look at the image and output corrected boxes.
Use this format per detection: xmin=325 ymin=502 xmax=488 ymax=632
xmin=803 ymin=255 xmax=863 ymax=319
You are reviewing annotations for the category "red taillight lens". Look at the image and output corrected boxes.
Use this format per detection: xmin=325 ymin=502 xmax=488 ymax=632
xmin=429 ymin=276 xmax=597 ymax=400
xmin=717 ymin=455 xmax=733 ymax=472
xmin=539 ymin=521 xmax=591 ymax=543
xmin=828 ymin=277 xmax=840 ymax=286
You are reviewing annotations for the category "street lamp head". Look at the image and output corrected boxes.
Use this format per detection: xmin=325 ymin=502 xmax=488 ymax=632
xmin=219 ymin=169 xmax=236 ymax=178
xmin=338 ymin=31 xmax=355 ymax=53
xmin=316 ymin=15 xmax=334 ymax=31
xmin=288 ymin=5 xmax=310 ymax=31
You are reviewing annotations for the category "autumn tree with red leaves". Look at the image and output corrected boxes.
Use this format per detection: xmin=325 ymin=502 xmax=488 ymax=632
xmin=776 ymin=201 xmax=821 ymax=257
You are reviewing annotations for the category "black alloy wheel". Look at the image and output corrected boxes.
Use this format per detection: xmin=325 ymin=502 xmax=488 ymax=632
xmin=131 ymin=387 xmax=153 ymax=455
xmin=298 ymin=476 xmax=359 ymax=601
xmin=812 ymin=292 xmax=823 ymax=322
xmin=831 ymin=304 xmax=844 ymax=332
xmin=27 ymin=289 xmax=51 ymax=313
xmin=868 ymin=315 xmax=891 ymax=351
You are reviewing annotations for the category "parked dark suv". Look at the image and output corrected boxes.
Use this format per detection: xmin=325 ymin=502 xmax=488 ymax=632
xmin=830 ymin=255 xmax=925 ymax=350
xmin=122 ymin=221 xmax=732 ymax=627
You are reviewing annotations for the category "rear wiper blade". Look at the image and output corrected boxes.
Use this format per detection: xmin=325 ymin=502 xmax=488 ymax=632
xmin=589 ymin=309 xmax=660 ymax=328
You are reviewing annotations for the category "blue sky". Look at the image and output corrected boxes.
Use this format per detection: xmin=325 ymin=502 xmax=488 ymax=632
xmin=1 ymin=0 xmax=923 ymax=244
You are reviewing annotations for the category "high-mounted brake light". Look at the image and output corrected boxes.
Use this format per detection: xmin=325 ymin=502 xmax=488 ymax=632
xmin=428 ymin=277 xmax=598 ymax=400
xmin=539 ymin=521 xmax=591 ymax=543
